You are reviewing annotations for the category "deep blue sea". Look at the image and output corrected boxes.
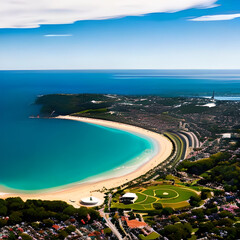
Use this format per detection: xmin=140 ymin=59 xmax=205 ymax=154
xmin=1 ymin=70 xmax=240 ymax=191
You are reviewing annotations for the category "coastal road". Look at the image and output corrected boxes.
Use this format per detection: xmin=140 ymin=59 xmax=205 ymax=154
xmin=108 ymin=193 xmax=112 ymax=211
xmin=178 ymin=131 xmax=200 ymax=156
xmin=187 ymin=131 xmax=200 ymax=148
xmin=177 ymin=132 xmax=189 ymax=159
xmin=166 ymin=130 xmax=200 ymax=162
xmin=119 ymin=219 xmax=132 ymax=240
xmin=180 ymin=131 xmax=193 ymax=148
xmin=191 ymin=132 xmax=200 ymax=148
xmin=99 ymin=209 xmax=123 ymax=240
xmin=169 ymin=131 xmax=187 ymax=160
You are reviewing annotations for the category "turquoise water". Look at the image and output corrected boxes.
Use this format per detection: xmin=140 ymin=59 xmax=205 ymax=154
xmin=1 ymin=117 xmax=152 ymax=191
xmin=0 ymin=71 xmax=154 ymax=191
xmin=1 ymin=69 xmax=240 ymax=191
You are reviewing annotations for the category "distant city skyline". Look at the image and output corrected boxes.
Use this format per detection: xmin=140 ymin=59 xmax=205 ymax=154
xmin=0 ymin=0 xmax=240 ymax=70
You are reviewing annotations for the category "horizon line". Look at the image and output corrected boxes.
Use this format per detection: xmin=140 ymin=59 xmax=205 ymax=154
xmin=1 ymin=68 xmax=240 ymax=71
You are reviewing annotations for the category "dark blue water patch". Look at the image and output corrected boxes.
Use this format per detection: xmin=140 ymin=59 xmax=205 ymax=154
xmin=1 ymin=69 xmax=240 ymax=97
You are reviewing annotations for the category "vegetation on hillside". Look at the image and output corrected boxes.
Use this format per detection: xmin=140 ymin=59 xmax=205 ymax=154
xmin=177 ymin=152 xmax=240 ymax=192
xmin=0 ymin=197 xmax=100 ymax=227
xmin=36 ymin=94 xmax=112 ymax=115
xmin=177 ymin=152 xmax=230 ymax=175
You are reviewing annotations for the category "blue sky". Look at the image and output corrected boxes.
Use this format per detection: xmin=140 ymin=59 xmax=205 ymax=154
xmin=0 ymin=0 xmax=240 ymax=70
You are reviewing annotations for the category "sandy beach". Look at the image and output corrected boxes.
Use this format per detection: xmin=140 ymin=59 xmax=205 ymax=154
xmin=1 ymin=116 xmax=173 ymax=207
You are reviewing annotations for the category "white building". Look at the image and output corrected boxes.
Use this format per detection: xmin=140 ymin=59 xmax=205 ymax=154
xmin=120 ymin=193 xmax=138 ymax=204
xmin=80 ymin=196 xmax=100 ymax=206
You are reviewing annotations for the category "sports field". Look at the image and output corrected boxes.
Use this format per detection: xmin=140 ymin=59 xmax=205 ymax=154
xmin=112 ymin=184 xmax=199 ymax=210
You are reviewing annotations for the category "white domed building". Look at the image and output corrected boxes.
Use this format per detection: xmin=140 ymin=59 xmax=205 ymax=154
xmin=80 ymin=196 xmax=100 ymax=206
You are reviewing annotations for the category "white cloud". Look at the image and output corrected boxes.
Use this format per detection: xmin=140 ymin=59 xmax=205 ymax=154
xmin=190 ymin=13 xmax=240 ymax=21
xmin=44 ymin=34 xmax=72 ymax=37
xmin=0 ymin=0 xmax=217 ymax=29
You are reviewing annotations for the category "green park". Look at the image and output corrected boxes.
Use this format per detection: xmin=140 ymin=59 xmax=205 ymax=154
xmin=111 ymin=184 xmax=199 ymax=211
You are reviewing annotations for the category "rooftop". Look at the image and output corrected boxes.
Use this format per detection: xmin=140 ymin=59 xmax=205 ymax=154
xmin=126 ymin=219 xmax=148 ymax=229
xmin=122 ymin=193 xmax=137 ymax=199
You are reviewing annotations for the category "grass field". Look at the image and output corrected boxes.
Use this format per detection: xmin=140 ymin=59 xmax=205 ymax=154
xmin=139 ymin=232 xmax=160 ymax=239
xmin=111 ymin=184 xmax=199 ymax=211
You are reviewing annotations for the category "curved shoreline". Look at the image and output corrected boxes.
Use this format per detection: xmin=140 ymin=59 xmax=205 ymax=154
xmin=1 ymin=116 xmax=173 ymax=207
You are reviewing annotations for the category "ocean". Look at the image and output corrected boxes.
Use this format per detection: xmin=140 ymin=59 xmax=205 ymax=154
xmin=1 ymin=69 xmax=240 ymax=191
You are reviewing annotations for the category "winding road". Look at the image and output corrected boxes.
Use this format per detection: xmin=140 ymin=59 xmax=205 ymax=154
xmin=99 ymin=209 xmax=123 ymax=240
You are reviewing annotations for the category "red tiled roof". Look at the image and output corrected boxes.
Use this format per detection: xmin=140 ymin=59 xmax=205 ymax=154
xmin=126 ymin=219 xmax=147 ymax=229
xmin=88 ymin=231 xmax=101 ymax=236
xmin=52 ymin=225 xmax=60 ymax=230
xmin=18 ymin=228 xmax=24 ymax=232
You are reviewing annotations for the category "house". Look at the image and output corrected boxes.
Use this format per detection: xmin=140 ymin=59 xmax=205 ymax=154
xmin=125 ymin=219 xmax=148 ymax=229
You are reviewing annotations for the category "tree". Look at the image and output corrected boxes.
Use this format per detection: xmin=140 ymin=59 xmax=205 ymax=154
xmin=201 ymin=189 xmax=211 ymax=200
xmin=20 ymin=233 xmax=33 ymax=240
xmin=171 ymin=215 xmax=180 ymax=223
xmin=6 ymin=197 xmax=24 ymax=211
xmin=77 ymin=207 xmax=88 ymax=219
xmin=8 ymin=211 xmax=23 ymax=225
xmin=198 ymin=221 xmax=215 ymax=234
xmin=63 ymin=205 xmax=77 ymax=216
xmin=66 ymin=225 xmax=76 ymax=234
xmin=25 ymin=199 xmax=43 ymax=208
xmin=162 ymin=207 xmax=174 ymax=216
xmin=88 ymin=208 xmax=100 ymax=221
xmin=162 ymin=223 xmax=192 ymax=240
xmin=42 ymin=200 xmax=68 ymax=212
xmin=8 ymin=232 xmax=16 ymax=240
xmin=31 ymin=222 xmax=40 ymax=229
xmin=128 ymin=212 xmax=135 ymax=220
xmin=153 ymin=203 xmax=163 ymax=210
xmin=58 ymin=230 xmax=68 ymax=239
xmin=118 ymin=208 xmax=124 ymax=215
xmin=55 ymin=213 xmax=69 ymax=221
xmin=0 ymin=199 xmax=6 ymax=206
xmin=0 ymin=199 xmax=7 ymax=217
xmin=104 ymin=228 xmax=112 ymax=236
xmin=43 ymin=218 xmax=54 ymax=227
xmin=23 ymin=208 xmax=39 ymax=222
xmin=189 ymin=195 xmax=201 ymax=207
xmin=37 ymin=209 xmax=52 ymax=220
xmin=192 ymin=209 xmax=205 ymax=220
xmin=219 ymin=210 xmax=234 ymax=219
xmin=0 ymin=218 xmax=7 ymax=227
xmin=217 ymin=218 xmax=234 ymax=227
xmin=0 ymin=205 xmax=7 ymax=216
